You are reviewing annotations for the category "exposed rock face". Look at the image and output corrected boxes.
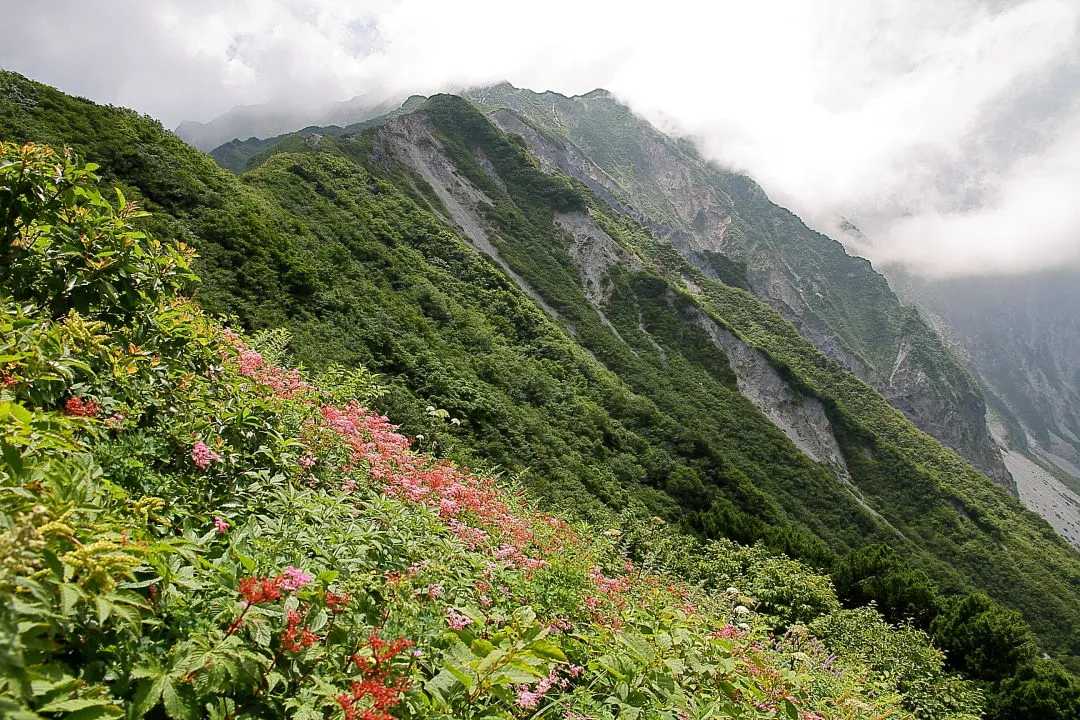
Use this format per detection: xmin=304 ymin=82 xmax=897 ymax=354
xmin=556 ymin=210 xmax=642 ymax=305
xmin=479 ymin=88 xmax=1008 ymax=487
xmin=375 ymin=110 xmax=875 ymax=503
xmin=894 ymin=268 xmax=1080 ymax=505
xmin=1003 ymin=449 xmax=1080 ymax=551
xmin=375 ymin=113 xmax=562 ymax=322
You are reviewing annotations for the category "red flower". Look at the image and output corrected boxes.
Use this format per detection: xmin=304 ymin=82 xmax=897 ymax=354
xmin=325 ymin=590 xmax=352 ymax=612
xmin=238 ymin=576 xmax=284 ymax=605
xmin=336 ymin=634 xmax=413 ymax=720
xmin=64 ymin=396 xmax=99 ymax=417
xmin=281 ymin=608 xmax=320 ymax=653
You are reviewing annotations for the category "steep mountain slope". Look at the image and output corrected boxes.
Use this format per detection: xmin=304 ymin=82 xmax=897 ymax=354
xmin=0 ymin=141 xmax=990 ymax=719
xmin=4 ymin=70 xmax=1080 ymax=670
xmin=891 ymin=268 xmax=1080 ymax=546
xmin=466 ymin=83 xmax=1007 ymax=487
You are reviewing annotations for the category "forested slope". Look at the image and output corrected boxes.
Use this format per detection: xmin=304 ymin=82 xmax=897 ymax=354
xmin=3 ymin=70 xmax=1080 ymax=710
xmin=467 ymin=83 xmax=1005 ymax=485
xmin=1 ymin=140 xmax=1001 ymax=720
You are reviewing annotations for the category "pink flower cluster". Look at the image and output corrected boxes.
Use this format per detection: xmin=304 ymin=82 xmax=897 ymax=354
xmin=514 ymin=665 xmax=582 ymax=709
xmin=446 ymin=608 xmax=473 ymax=630
xmin=712 ymin=624 xmax=745 ymax=640
xmin=279 ymin=566 xmax=315 ymax=591
xmin=220 ymin=332 xmax=313 ymax=399
xmin=191 ymin=441 xmax=221 ymax=469
xmin=320 ymin=402 xmax=564 ymax=577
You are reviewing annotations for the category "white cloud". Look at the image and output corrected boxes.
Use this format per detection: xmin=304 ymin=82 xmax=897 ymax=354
xmin=2 ymin=0 xmax=1078 ymax=277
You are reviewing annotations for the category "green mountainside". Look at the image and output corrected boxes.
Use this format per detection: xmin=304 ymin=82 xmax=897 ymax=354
xmin=465 ymin=83 xmax=1006 ymax=487
xmin=4 ymin=70 xmax=1080 ymax=717
xmin=0 ymin=140 xmax=995 ymax=720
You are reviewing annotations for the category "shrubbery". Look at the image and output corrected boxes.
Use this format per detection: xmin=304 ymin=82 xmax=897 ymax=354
xmin=0 ymin=141 xmax=988 ymax=718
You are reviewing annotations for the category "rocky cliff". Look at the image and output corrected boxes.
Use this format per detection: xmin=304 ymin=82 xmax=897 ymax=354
xmin=469 ymin=84 xmax=1008 ymax=486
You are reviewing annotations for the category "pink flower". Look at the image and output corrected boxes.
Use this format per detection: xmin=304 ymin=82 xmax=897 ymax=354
xmin=446 ymin=608 xmax=472 ymax=630
xmin=238 ymin=349 xmax=264 ymax=376
xmin=214 ymin=516 xmax=230 ymax=534
xmin=426 ymin=583 xmax=444 ymax=599
xmin=191 ymin=441 xmax=221 ymax=469
xmin=515 ymin=687 xmax=540 ymax=709
xmin=279 ymin=566 xmax=314 ymax=591
xmin=298 ymin=454 xmax=316 ymax=469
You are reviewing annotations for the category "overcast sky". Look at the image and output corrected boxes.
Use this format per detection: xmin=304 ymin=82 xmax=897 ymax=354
xmin=3 ymin=0 xmax=1079 ymax=278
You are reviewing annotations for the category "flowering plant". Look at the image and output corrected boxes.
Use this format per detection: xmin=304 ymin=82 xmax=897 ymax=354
xmin=0 ymin=141 xmax=980 ymax=719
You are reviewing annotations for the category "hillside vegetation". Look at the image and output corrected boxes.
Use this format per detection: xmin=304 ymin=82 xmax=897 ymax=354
xmin=466 ymin=84 xmax=1003 ymax=484
xmin=4 ymin=71 xmax=1080 ymax=717
xmin=0 ymin=140 xmax=992 ymax=720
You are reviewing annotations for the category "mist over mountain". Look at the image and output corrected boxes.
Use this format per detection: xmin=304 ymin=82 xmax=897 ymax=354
xmin=173 ymin=89 xmax=402 ymax=150
xmin=4 ymin=0 xmax=1080 ymax=280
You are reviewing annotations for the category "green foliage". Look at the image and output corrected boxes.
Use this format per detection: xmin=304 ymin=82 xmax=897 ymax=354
xmin=4 ymin=71 xmax=1080 ymax=714
xmin=810 ymin=607 xmax=983 ymax=720
xmin=0 ymin=143 xmax=197 ymax=321
xmin=0 ymin=139 xmax=981 ymax=720
xmin=985 ymin=660 xmax=1080 ymax=720
xmin=930 ymin=593 xmax=1036 ymax=681
xmin=832 ymin=545 xmax=939 ymax=626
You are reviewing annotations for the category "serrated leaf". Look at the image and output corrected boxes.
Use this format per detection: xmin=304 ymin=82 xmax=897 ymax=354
xmin=616 ymin=633 xmax=654 ymax=663
xmin=265 ymin=671 xmax=286 ymax=693
xmin=60 ymin=583 xmax=83 ymax=615
xmin=94 ymin=596 xmax=111 ymax=625
xmin=161 ymin=679 xmax=197 ymax=720
xmin=512 ymin=605 xmax=536 ymax=627
xmin=491 ymin=664 xmax=542 ymax=685
xmin=130 ymin=662 xmax=162 ymax=681
xmin=425 ymin=668 xmax=462 ymax=704
xmin=308 ymin=607 xmax=328 ymax=632
xmin=132 ymin=677 xmax=165 ymax=717
xmin=444 ymin=661 xmax=475 ymax=690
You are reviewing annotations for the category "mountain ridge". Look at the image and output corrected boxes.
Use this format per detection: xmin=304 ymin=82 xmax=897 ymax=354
xmin=466 ymin=83 xmax=1009 ymax=489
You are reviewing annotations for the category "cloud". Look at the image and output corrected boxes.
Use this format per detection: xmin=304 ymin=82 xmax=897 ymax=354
xmin=2 ymin=0 xmax=1078 ymax=277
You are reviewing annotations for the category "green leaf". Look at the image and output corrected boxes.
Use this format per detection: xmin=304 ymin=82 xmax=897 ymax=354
xmin=470 ymin=638 xmax=496 ymax=657
xmin=66 ymin=705 xmax=124 ymax=720
xmin=445 ymin=660 xmax=476 ymax=690
xmin=131 ymin=677 xmax=165 ymax=717
xmin=94 ymin=596 xmax=112 ymax=625
xmin=616 ymin=633 xmax=655 ymax=663
xmin=161 ymin=680 xmax=198 ymax=720
xmin=0 ymin=401 xmax=32 ymax=424
xmin=528 ymin=639 xmax=566 ymax=662
xmin=254 ymin=622 xmax=272 ymax=648
xmin=36 ymin=698 xmax=118 ymax=713
xmin=235 ymin=552 xmax=255 ymax=573
xmin=512 ymin=605 xmax=536 ymax=627
xmin=425 ymin=668 xmax=462 ymax=704
xmin=60 ymin=584 xmax=82 ymax=615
